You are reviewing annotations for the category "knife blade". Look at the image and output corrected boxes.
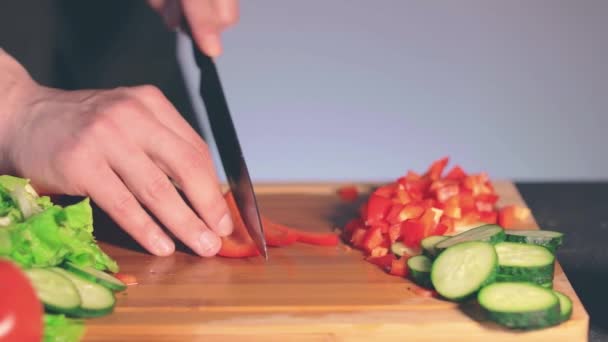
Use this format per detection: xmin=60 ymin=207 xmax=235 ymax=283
xmin=180 ymin=23 xmax=268 ymax=260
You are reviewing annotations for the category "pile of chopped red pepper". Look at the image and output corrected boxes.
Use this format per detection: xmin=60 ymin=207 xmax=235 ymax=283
xmin=340 ymin=157 xmax=530 ymax=277
xmin=217 ymin=191 xmax=340 ymax=258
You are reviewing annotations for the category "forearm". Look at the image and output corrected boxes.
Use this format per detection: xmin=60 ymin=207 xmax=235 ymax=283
xmin=0 ymin=49 xmax=36 ymax=173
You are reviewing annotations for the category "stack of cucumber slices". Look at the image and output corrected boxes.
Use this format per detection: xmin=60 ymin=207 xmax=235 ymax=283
xmin=400 ymin=224 xmax=572 ymax=330
xmin=24 ymin=262 xmax=126 ymax=318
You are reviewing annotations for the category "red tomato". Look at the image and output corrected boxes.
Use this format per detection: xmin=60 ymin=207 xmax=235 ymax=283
xmin=0 ymin=260 xmax=43 ymax=342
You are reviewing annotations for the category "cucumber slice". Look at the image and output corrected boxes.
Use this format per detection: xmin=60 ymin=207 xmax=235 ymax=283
xmin=24 ymin=268 xmax=81 ymax=314
xmin=63 ymin=262 xmax=127 ymax=292
xmin=431 ymin=241 xmax=497 ymax=301
xmin=505 ymin=229 xmax=564 ymax=252
xmin=421 ymin=235 xmax=448 ymax=258
xmin=495 ymin=273 xmax=553 ymax=286
xmin=407 ymin=255 xmax=433 ymax=288
xmin=495 ymin=242 xmax=555 ymax=283
xmin=435 ymin=224 xmax=505 ymax=253
xmin=390 ymin=242 xmax=420 ymax=257
xmin=51 ymin=267 xmax=116 ymax=318
xmin=554 ymin=291 xmax=573 ymax=322
xmin=478 ymin=282 xmax=561 ymax=329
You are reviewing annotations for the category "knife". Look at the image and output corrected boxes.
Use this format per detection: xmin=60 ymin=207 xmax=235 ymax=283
xmin=179 ymin=22 xmax=269 ymax=260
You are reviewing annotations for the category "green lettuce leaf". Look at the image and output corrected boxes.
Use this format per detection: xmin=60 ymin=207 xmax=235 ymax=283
xmin=0 ymin=175 xmax=29 ymax=191
xmin=43 ymin=314 xmax=86 ymax=342
xmin=0 ymin=198 xmax=118 ymax=273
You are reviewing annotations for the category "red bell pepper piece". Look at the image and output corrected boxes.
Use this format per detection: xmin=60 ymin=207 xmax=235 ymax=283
xmin=425 ymin=156 xmax=449 ymax=181
xmin=115 ymin=273 xmax=138 ymax=286
xmin=445 ymin=165 xmax=467 ymax=181
xmin=454 ymin=211 xmax=481 ymax=229
xmin=337 ymin=185 xmax=358 ymax=202
xmin=263 ymin=220 xmax=300 ymax=247
xmin=432 ymin=223 xmax=448 ymax=236
xmin=401 ymin=220 xmax=425 ymax=248
xmin=386 ymin=204 xmax=404 ymax=225
xmin=373 ymin=184 xmax=397 ymax=198
xmin=498 ymin=205 xmax=531 ymax=228
xmin=439 ymin=216 xmax=455 ymax=234
xmin=344 ymin=218 xmax=364 ymax=234
xmin=435 ymin=184 xmax=460 ymax=203
xmin=398 ymin=203 xmax=425 ymax=221
xmin=350 ymin=228 xmax=367 ymax=248
xmin=366 ymin=254 xmax=396 ymax=271
xmin=395 ymin=185 xmax=412 ymax=205
xmin=219 ymin=192 xmax=262 ymax=258
xmin=389 ymin=257 xmax=409 ymax=277
xmin=419 ymin=208 xmax=437 ymax=237
xmin=370 ymin=246 xmax=389 ymax=257
xmin=366 ymin=194 xmax=393 ymax=224
xmin=476 ymin=193 xmax=499 ymax=204
xmin=292 ymin=230 xmax=340 ymax=246
xmin=405 ymin=170 xmax=422 ymax=181
xmin=443 ymin=196 xmax=461 ymax=219
xmin=388 ymin=223 xmax=401 ymax=243
xmin=479 ymin=211 xmax=498 ymax=224
xmin=457 ymin=192 xmax=476 ymax=214
xmin=362 ymin=226 xmax=384 ymax=252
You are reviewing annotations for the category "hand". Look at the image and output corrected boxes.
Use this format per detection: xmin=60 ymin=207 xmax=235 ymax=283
xmin=0 ymin=52 xmax=234 ymax=257
xmin=147 ymin=0 xmax=239 ymax=57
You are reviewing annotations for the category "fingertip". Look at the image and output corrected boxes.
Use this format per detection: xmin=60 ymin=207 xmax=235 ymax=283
xmin=216 ymin=213 xmax=234 ymax=237
xmin=198 ymin=229 xmax=222 ymax=257
xmin=195 ymin=33 xmax=222 ymax=57
xmin=149 ymin=233 xmax=175 ymax=256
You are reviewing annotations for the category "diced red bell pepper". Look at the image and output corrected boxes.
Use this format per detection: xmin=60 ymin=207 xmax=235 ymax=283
xmin=337 ymin=185 xmax=358 ymax=202
xmin=439 ymin=216 xmax=455 ymax=234
xmin=436 ymin=184 xmax=460 ymax=203
xmin=344 ymin=218 xmax=364 ymax=234
xmin=376 ymin=220 xmax=390 ymax=234
xmin=388 ymin=224 xmax=401 ymax=243
xmin=398 ymin=203 xmax=425 ymax=221
xmin=373 ymin=184 xmax=397 ymax=198
xmin=386 ymin=204 xmax=405 ymax=225
xmin=405 ymin=170 xmax=422 ymax=181
xmin=445 ymin=165 xmax=467 ymax=181
xmin=443 ymin=196 xmax=461 ymax=219
xmin=476 ymin=193 xmax=499 ymax=204
xmin=457 ymin=192 xmax=476 ymax=214
xmin=479 ymin=211 xmax=498 ymax=224
xmin=426 ymin=156 xmax=449 ymax=181
xmin=395 ymin=185 xmax=412 ymax=205
xmin=362 ymin=226 xmax=384 ymax=252
xmin=498 ymin=205 xmax=531 ymax=228
xmin=370 ymin=246 xmax=389 ymax=257
xmin=389 ymin=257 xmax=409 ymax=277
xmin=419 ymin=208 xmax=437 ymax=237
xmin=366 ymin=254 xmax=396 ymax=271
xmin=432 ymin=223 xmax=448 ymax=236
xmin=454 ymin=211 xmax=481 ymax=229
xmin=475 ymin=200 xmax=495 ymax=213
xmin=401 ymin=220 xmax=425 ymax=248
xmin=350 ymin=228 xmax=367 ymax=248
xmin=366 ymin=195 xmax=393 ymax=224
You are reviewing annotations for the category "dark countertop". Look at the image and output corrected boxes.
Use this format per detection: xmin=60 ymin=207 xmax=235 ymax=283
xmin=516 ymin=182 xmax=607 ymax=342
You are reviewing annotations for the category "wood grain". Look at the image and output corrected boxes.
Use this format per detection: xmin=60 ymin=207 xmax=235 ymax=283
xmin=83 ymin=181 xmax=589 ymax=341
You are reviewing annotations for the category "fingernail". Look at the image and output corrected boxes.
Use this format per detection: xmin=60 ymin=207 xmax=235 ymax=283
xmin=217 ymin=213 xmax=233 ymax=236
xmin=151 ymin=234 xmax=174 ymax=256
xmin=199 ymin=230 xmax=221 ymax=256
xmin=200 ymin=34 xmax=222 ymax=57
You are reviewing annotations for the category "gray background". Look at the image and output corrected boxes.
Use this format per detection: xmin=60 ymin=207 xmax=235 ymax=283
xmin=176 ymin=0 xmax=607 ymax=182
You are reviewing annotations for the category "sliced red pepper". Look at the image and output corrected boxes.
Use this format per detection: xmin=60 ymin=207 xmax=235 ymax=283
xmin=372 ymin=184 xmax=397 ymax=198
xmin=263 ymin=220 xmax=299 ymax=247
xmin=425 ymin=156 xmax=449 ymax=181
xmin=498 ymin=205 xmax=531 ymax=228
xmin=386 ymin=204 xmax=405 ymax=225
xmin=115 ymin=273 xmax=138 ymax=286
xmin=445 ymin=165 xmax=467 ymax=181
xmin=370 ymin=246 xmax=389 ymax=257
xmin=337 ymin=185 xmax=358 ymax=202
xmin=292 ymin=229 xmax=340 ymax=246
xmin=362 ymin=226 xmax=384 ymax=252
xmin=388 ymin=223 xmax=401 ymax=243
xmin=401 ymin=220 xmax=425 ymax=248
xmin=219 ymin=192 xmax=262 ymax=258
xmin=344 ymin=218 xmax=364 ymax=234
xmin=366 ymin=194 xmax=393 ymax=224
xmin=479 ymin=211 xmax=498 ymax=224
xmin=439 ymin=216 xmax=455 ymax=234
xmin=398 ymin=203 xmax=425 ymax=221
xmin=435 ymin=184 xmax=460 ymax=203
xmin=443 ymin=196 xmax=461 ymax=219
xmin=476 ymin=193 xmax=499 ymax=204
xmin=389 ymin=257 xmax=409 ymax=277
xmin=350 ymin=228 xmax=367 ymax=248
xmin=432 ymin=223 xmax=448 ymax=236
xmin=366 ymin=254 xmax=396 ymax=271
xmin=454 ymin=211 xmax=481 ymax=229
xmin=419 ymin=208 xmax=437 ymax=237
xmin=395 ymin=185 xmax=412 ymax=205
xmin=457 ymin=192 xmax=476 ymax=214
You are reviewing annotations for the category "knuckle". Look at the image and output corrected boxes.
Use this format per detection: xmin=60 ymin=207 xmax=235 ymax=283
xmin=177 ymin=153 xmax=206 ymax=181
xmin=200 ymin=195 xmax=227 ymax=225
xmin=134 ymin=84 xmax=164 ymax=100
xmin=141 ymin=174 xmax=174 ymax=203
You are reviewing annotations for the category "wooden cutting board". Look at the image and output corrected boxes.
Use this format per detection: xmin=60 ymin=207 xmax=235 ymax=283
xmin=83 ymin=181 xmax=588 ymax=341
